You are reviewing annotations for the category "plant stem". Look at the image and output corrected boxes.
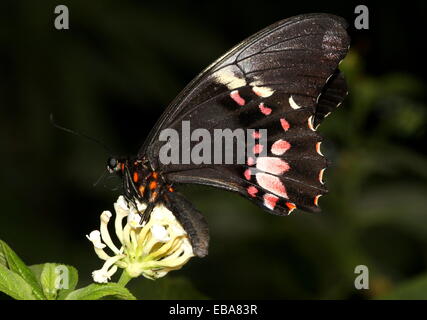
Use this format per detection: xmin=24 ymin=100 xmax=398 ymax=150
xmin=118 ymin=270 xmax=132 ymax=287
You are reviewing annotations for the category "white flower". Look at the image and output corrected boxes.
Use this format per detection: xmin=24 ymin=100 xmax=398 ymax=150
xmin=127 ymin=211 xmax=146 ymax=228
xmin=87 ymin=196 xmax=195 ymax=283
xmin=86 ymin=230 xmax=106 ymax=249
xmin=92 ymin=264 xmax=119 ymax=283
xmin=151 ymin=225 xmax=170 ymax=242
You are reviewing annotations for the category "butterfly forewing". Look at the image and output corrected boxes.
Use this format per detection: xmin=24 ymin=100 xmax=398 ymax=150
xmin=140 ymin=14 xmax=350 ymax=215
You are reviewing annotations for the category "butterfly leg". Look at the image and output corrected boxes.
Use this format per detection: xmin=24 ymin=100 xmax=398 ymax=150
xmin=138 ymin=181 xmax=163 ymax=223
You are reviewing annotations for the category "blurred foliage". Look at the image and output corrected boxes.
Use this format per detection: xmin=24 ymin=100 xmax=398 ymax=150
xmin=1 ymin=1 xmax=427 ymax=299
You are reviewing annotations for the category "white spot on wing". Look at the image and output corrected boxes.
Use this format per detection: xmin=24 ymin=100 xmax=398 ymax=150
xmin=214 ymin=69 xmax=246 ymax=90
xmin=252 ymin=86 xmax=274 ymax=97
xmin=319 ymin=168 xmax=325 ymax=184
xmin=308 ymin=115 xmax=315 ymax=131
xmin=316 ymin=142 xmax=323 ymax=156
xmin=289 ymin=95 xmax=301 ymax=110
xmin=314 ymin=194 xmax=322 ymax=206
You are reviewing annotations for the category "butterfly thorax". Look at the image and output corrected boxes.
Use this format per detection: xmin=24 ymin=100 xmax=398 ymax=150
xmin=107 ymin=156 xmax=172 ymax=214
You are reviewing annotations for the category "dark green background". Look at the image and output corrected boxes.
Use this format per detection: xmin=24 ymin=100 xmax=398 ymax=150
xmin=1 ymin=1 xmax=426 ymax=299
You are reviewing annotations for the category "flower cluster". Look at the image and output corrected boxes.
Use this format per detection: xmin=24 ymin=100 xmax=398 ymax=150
xmin=86 ymin=196 xmax=194 ymax=283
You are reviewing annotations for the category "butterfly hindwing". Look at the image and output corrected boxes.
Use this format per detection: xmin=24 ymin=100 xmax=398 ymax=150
xmin=314 ymin=71 xmax=348 ymax=127
xmin=140 ymin=14 xmax=350 ymax=215
xmin=163 ymin=92 xmax=327 ymax=215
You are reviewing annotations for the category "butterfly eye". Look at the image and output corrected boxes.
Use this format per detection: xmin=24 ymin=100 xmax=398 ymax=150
xmin=107 ymin=157 xmax=118 ymax=172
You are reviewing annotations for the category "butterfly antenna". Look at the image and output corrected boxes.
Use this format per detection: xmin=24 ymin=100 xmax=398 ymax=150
xmin=50 ymin=113 xmax=112 ymax=154
xmin=93 ymin=169 xmax=109 ymax=187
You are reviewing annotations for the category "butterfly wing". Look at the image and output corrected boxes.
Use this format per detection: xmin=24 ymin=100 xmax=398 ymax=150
xmin=141 ymin=13 xmax=350 ymax=215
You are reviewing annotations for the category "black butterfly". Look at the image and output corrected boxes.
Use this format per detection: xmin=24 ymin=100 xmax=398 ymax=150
xmin=107 ymin=13 xmax=350 ymax=258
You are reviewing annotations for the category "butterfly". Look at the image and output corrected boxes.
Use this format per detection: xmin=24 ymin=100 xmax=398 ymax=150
xmin=106 ymin=13 xmax=350 ymax=257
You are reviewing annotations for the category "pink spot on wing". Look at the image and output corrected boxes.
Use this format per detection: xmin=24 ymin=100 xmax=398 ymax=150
xmin=230 ymin=90 xmax=245 ymax=106
xmin=252 ymin=131 xmax=262 ymax=139
xmin=244 ymin=169 xmax=251 ymax=180
xmin=253 ymin=144 xmax=264 ymax=155
xmin=256 ymin=173 xmax=288 ymax=198
xmin=256 ymin=157 xmax=290 ymax=175
xmin=259 ymin=103 xmax=272 ymax=115
xmin=263 ymin=193 xmax=279 ymax=210
xmin=247 ymin=157 xmax=256 ymax=166
xmin=247 ymin=186 xmax=258 ymax=197
xmin=271 ymin=139 xmax=291 ymax=156
xmin=280 ymin=118 xmax=290 ymax=131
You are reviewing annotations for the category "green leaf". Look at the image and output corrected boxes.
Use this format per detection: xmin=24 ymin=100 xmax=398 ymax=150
xmin=55 ymin=264 xmax=79 ymax=300
xmin=0 ymin=240 xmax=45 ymax=300
xmin=41 ymin=263 xmax=64 ymax=300
xmin=379 ymin=274 xmax=427 ymax=300
xmin=29 ymin=264 xmax=45 ymax=284
xmin=0 ymin=249 xmax=6 ymax=267
xmin=0 ymin=264 xmax=37 ymax=300
xmin=29 ymin=263 xmax=79 ymax=300
xmin=64 ymin=283 xmax=136 ymax=300
xmin=40 ymin=263 xmax=60 ymax=300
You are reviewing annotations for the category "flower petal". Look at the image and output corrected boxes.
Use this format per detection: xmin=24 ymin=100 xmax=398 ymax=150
xmin=151 ymin=224 xmax=170 ymax=242
xmin=100 ymin=211 xmax=121 ymax=255
xmin=86 ymin=230 xmax=106 ymax=249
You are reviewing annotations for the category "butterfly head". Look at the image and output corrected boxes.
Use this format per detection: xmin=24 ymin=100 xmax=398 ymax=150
xmin=107 ymin=156 xmax=125 ymax=174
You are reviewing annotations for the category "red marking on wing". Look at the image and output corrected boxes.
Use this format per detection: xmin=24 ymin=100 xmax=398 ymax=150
xmin=230 ymin=90 xmax=245 ymax=106
xmin=286 ymin=202 xmax=296 ymax=213
xmin=253 ymin=144 xmax=264 ymax=155
xmin=280 ymin=118 xmax=290 ymax=131
xmin=138 ymin=185 xmax=145 ymax=196
xmin=149 ymin=181 xmax=157 ymax=190
xmin=252 ymin=131 xmax=262 ymax=139
xmin=247 ymin=157 xmax=256 ymax=166
xmin=256 ymin=173 xmax=288 ymax=198
xmin=256 ymin=157 xmax=290 ymax=175
xmin=259 ymin=103 xmax=272 ymax=115
xmin=271 ymin=139 xmax=291 ymax=156
xmin=263 ymin=193 xmax=279 ymax=210
xmin=133 ymin=172 xmax=139 ymax=183
xmin=244 ymin=169 xmax=251 ymax=180
xmin=247 ymin=186 xmax=258 ymax=197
